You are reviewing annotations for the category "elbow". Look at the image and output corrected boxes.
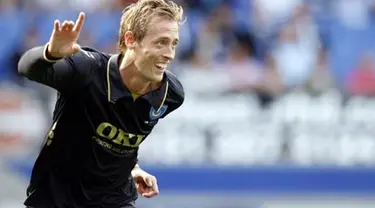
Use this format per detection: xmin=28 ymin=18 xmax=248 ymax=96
xmin=17 ymin=46 xmax=46 ymax=78
xmin=17 ymin=52 xmax=30 ymax=77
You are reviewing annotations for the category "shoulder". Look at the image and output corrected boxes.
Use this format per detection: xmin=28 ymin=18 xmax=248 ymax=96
xmin=165 ymin=70 xmax=185 ymax=106
xmin=69 ymin=46 xmax=110 ymax=69
xmin=63 ymin=47 xmax=112 ymax=88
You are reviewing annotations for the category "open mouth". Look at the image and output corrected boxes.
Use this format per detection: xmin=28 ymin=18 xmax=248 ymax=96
xmin=155 ymin=64 xmax=166 ymax=72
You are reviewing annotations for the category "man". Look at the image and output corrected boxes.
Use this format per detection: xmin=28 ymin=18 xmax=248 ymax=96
xmin=18 ymin=0 xmax=185 ymax=207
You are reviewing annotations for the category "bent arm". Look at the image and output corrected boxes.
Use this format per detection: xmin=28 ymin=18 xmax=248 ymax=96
xmin=18 ymin=44 xmax=93 ymax=92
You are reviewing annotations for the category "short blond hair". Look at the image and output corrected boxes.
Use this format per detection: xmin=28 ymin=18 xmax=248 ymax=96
xmin=118 ymin=0 xmax=184 ymax=53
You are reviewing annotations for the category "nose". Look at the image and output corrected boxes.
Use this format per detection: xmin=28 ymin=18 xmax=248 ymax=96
xmin=162 ymin=47 xmax=175 ymax=61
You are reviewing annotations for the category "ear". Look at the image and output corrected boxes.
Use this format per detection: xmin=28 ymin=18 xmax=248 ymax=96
xmin=124 ymin=31 xmax=136 ymax=50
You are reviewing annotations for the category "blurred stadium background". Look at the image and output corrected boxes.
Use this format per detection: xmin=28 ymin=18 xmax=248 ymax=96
xmin=2 ymin=0 xmax=375 ymax=207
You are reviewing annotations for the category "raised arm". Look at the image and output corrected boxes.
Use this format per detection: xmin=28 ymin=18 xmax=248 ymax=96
xmin=18 ymin=12 xmax=93 ymax=92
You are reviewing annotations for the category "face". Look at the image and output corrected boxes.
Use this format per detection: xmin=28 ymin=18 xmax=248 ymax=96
xmin=126 ymin=16 xmax=180 ymax=82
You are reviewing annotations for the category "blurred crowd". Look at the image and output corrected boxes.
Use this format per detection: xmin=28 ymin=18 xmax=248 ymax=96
xmin=2 ymin=2 xmax=375 ymax=206
xmin=1 ymin=0 xmax=375 ymax=108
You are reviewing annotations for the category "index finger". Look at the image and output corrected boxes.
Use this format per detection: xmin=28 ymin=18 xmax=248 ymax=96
xmin=73 ymin=12 xmax=85 ymax=33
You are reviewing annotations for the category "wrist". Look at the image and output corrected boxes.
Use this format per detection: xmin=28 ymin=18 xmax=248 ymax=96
xmin=43 ymin=43 xmax=63 ymax=62
xmin=131 ymin=164 xmax=141 ymax=176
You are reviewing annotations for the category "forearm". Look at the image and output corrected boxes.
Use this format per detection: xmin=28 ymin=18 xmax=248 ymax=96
xmin=17 ymin=44 xmax=84 ymax=92
xmin=18 ymin=45 xmax=58 ymax=81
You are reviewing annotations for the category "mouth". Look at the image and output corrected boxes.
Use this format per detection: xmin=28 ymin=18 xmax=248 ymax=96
xmin=155 ymin=64 xmax=167 ymax=72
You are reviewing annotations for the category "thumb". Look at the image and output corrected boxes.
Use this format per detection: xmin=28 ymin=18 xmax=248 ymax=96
xmin=144 ymin=177 xmax=153 ymax=187
xmin=72 ymin=43 xmax=81 ymax=53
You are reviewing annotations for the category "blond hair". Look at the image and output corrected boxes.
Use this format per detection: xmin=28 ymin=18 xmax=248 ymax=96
xmin=118 ymin=0 xmax=184 ymax=53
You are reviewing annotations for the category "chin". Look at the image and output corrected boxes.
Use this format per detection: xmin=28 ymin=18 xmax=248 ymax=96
xmin=153 ymin=74 xmax=164 ymax=83
xmin=144 ymin=74 xmax=163 ymax=83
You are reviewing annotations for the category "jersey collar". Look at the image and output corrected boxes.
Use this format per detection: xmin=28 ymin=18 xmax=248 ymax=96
xmin=106 ymin=54 xmax=169 ymax=111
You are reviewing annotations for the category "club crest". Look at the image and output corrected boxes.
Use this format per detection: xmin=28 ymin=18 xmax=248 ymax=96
xmin=149 ymin=105 xmax=168 ymax=120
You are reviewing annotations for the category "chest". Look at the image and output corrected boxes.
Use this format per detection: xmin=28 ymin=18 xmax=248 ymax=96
xmin=89 ymin=89 xmax=159 ymax=129
xmin=78 ymin=85 xmax=164 ymax=152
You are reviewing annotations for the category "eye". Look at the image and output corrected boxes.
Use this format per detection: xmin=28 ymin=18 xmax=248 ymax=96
xmin=157 ymin=39 xmax=168 ymax=46
xmin=172 ymin=42 xmax=179 ymax=48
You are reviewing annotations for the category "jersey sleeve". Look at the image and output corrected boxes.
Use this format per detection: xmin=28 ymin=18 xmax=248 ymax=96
xmin=18 ymin=44 xmax=98 ymax=93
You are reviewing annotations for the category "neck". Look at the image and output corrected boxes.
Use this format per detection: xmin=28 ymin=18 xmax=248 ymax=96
xmin=118 ymin=52 xmax=161 ymax=95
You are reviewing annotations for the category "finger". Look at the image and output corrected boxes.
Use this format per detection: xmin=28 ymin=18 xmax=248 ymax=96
xmin=67 ymin=21 xmax=75 ymax=30
xmin=73 ymin=12 xmax=85 ymax=33
xmin=152 ymin=182 xmax=160 ymax=194
xmin=54 ymin=20 xmax=61 ymax=32
xmin=72 ymin=43 xmax=81 ymax=53
xmin=62 ymin=21 xmax=69 ymax=30
xmin=141 ymin=178 xmax=159 ymax=198
xmin=144 ymin=177 xmax=154 ymax=187
xmin=142 ymin=190 xmax=158 ymax=198
xmin=137 ymin=184 xmax=147 ymax=193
